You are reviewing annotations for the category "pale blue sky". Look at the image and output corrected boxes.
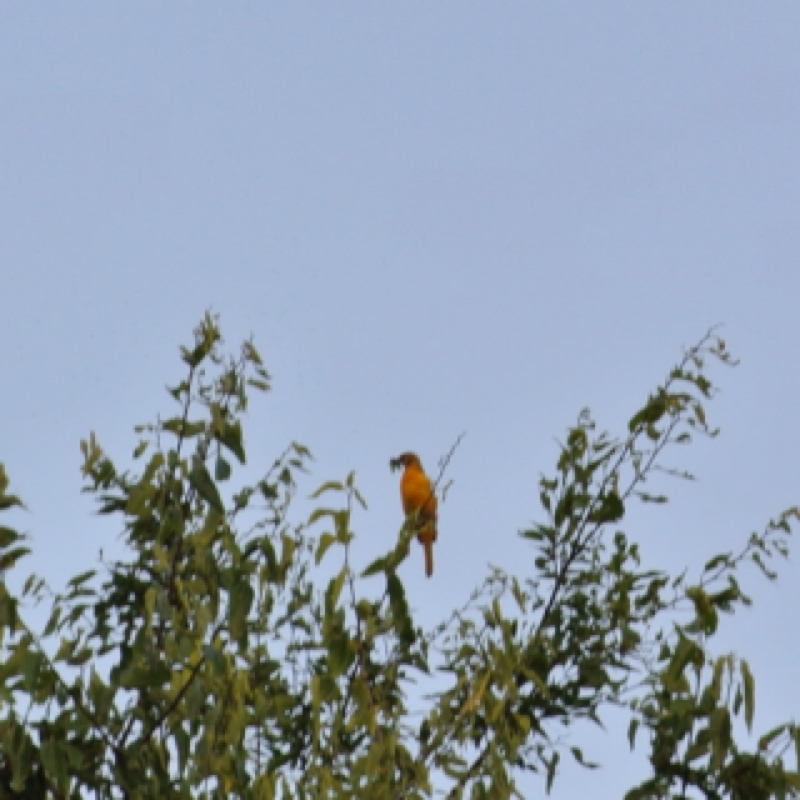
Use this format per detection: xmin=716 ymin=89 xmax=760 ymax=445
xmin=2 ymin=5 xmax=799 ymax=797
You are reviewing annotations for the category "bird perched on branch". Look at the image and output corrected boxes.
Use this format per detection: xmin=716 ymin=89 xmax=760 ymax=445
xmin=390 ymin=452 xmax=437 ymax=577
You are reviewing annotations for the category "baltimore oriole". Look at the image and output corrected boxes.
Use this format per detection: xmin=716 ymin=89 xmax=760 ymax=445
xmin=390 ymin=452 xmax=437 ymax=577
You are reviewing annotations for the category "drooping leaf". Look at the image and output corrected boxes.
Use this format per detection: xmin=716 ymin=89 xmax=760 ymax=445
xmin=189 ymin=459 xmax=225 ymax=513
xmin=229 ymin=580 xmax=254 ymax=646
xmin=215 ymin=455 xmax=232 ymax=482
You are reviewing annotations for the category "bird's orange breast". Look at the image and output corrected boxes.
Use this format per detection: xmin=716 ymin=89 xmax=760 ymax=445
xmin=401 ymin=466 xmax=436 ymax=519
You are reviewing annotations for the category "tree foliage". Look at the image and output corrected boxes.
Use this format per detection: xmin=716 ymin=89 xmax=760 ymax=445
xmin=0 ymin=313 xmax=798 ymax=799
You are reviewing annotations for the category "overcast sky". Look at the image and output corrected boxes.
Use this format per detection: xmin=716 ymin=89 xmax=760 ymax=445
xmin=2 ymin=5 xmax=799 ymax=797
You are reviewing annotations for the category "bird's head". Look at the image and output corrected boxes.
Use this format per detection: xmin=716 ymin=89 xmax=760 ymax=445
xmin=390 ymin=452 xmax=421 ymax=472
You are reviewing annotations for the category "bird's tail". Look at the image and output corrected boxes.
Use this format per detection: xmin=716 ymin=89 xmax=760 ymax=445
xmin=424 ymin=539 xmax=434 ymax=578
xmin=418 ymin=526 xmax=435 ymax=578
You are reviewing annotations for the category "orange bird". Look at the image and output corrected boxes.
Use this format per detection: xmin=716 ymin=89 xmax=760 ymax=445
xmin=390 ymin=452 xmax=438 ymax=577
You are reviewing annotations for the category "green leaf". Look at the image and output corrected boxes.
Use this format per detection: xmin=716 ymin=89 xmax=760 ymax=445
xmin=215 ymin=455 xmax=232 ymax=482
xmin=311 ymin=481 xmax=344 ymax=498
xmin=325 ymin=624 xmax=352 ymax=678
xmin=554 ymin=487 xmax=575 ymax=526
xmin=40 ymin=739 xmax=67 ymax=791
xmin=703 ymin=553 xmax=731 ymax=572
xmin=0 ymin=492 xmax=24 ymax=511
xmin=362 ymin=555 xmax=389 ymax=577
xmin=324 ymin=570 xmax=346 ymax=615
xmin=511 ymin=577 xmax=526 ymax=612
xmin=634 ymin=491 xmax=668 ymax=504
xmin=759 ymin=724 xmax=786 ymax=752
xmin=387 ymin=571 xmax=414 ymax=647
xmin=54 ymin=638 xmax=75 ymax=663
xmin=10 ymin=732 xmax=33 ymax=793
xmin=308 ymin=507 xmax=335 ymax=527
xmin=44 ymin=605 xmax=62 ymax=637
xmin=665 ymin=634 xmax=702 ymax=689
xmin=709 ymin=707 xmax=732 ymax=770
xmin=628 ymin=393 xmax=667 ymax=433
xmin=279 ymin=532 xmax=296 ymax=573
xmin=189 ymin=459 xmax=225 ymax=513
xmin=89 ymin=667 xmax=115 ymax=721
xmin=628 ymin=718 xmax=639 ymax=749
xmin=741 ymin=658 xmax=755 ymax=731
xmin=68 ymin=647 xmax=94 ymax=667
xmin=685 ymin=741 xmax=710 ymax=763
xmin=67 ymin=569 xmax=96 ymax=589
xmin=686 ymin=585 xmax=718 ymax=635
xmin=203 ymin=644 xmax=228 ymax=676
xmin=260 ymin=537 xmax=277 ymax=575
xmin=315 ymin=533 xmax=338 ymax=566
xmin=21 ymin=650 xmax=42 ymax=690
xmin=229 ymin=580 xmax=254 ymax=645
xmin=0 ymin=526 xmax=23 ymax=548
xmin=219 ymin=420 xmax=246 ymax=464
xmin=161 ymin=417 xmax=207 ymax=437
xmin=546 ymin=750 xmax=560 ymax=793
xmin=588 ymin=490 xmax=625 ymax=524
xmin=570 ymin=746 xmax=599 ymax=768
